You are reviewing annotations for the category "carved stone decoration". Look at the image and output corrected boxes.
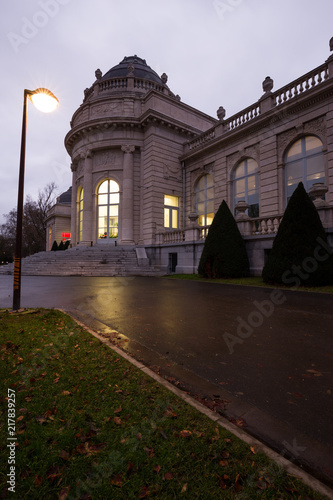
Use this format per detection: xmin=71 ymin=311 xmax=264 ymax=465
xmin=91 ymin=102 xmax=122 ymax=118
xmin=95 ymin=68 xmax=102 ymax=80
xmin=73 ymin=108 xmax=89 ymax=126
xmin=262 ymin=76 xmax=274 ymax=93
xmin=278 ymin=116 xmax=327 ymax=164
xmin=277 ymin=128 xmax=297 ymax=164
xmin=304 ymin=116 xmax=327 ymax=149
xmin=121 ymin=145 xmax=135 ymax=154
xmin=161 ymin=73 xmax=168 ymax=84
xmin=163 ymin=163 xmax=181 ymax=181
xmin=308 ymin=183 xmax=328 ymax=207
xmin=94 ymin=151 xmax=116 ymax=167
xmin=127 ymin=63 xmax=135 ymax=76
xmin=330 ymin=37 xmax=333 ymax=52
xmin=227 ymin=144 xmax=260 ymax=173
xmin=217 ymin=106 xmax=226 ymax=121
xmin=235 ymin=201 xmax=250 ymax=221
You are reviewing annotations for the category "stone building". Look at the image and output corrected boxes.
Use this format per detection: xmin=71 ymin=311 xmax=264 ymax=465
xmin=47 ymin=40 xmax=333 ymax=275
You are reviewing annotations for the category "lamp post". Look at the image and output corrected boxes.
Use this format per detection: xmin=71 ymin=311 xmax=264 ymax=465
xmin=12 ymin=88 xmax=59 ymax=311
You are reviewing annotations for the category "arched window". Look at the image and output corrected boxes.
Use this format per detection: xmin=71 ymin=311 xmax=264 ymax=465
xmin=195 ymin=174 xmax=214 ymax=226
xmin=233 ymin=158 xmax=259 ymax=218
xmin=97 ymin=180 xmax=119 ymax=240
xmin=78 ymin=187 xmax=83 ymax=242
xmin=285 ymin=136 xmax=325 ymax=202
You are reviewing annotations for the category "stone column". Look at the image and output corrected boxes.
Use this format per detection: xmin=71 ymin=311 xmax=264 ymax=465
xmin=81 ymin=150 xmax=93 ymax=246
xmin=70 ymin=163 xmax=77 ymax=246
xmin=121 ymin=145 xmax=135 ymax=244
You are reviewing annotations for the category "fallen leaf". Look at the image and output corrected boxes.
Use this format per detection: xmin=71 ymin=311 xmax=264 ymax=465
xmin=163 ymin=472 xmax=173 ymax=480
xmin=59 ymin=450 xmax=71 ymax=461
xmin=139 ymin=486 xmax=150 ymax=498
xmin=61 ymin=391 xmax=72 ymax=396
xmin=114 ymin=417 xmax=121 ymax=425
xmin=219 ymin=460 xmax=228 ymax=467
xmin=180 ymin=430 xmax=192 ymax=438
xmin=35 ymin=415 xmax=47 ymax=425
xmin=144 ymin=446 xmax=154 ymax=458
xmin=181 ymin=483 xmax=187 ymax=493
xmin=153 ymin=464 xmax=161 ymax=473
xmin=16 ymin=415 xmax=24 ymax=422
xmin=250 ymin=446 xmax=256 ymax=454
xmin=110 ymin=473 xmax=123 ymax=487
xmin=34 ymin=475 xmax=43 ymax=486
xmin=127 ymin=461 xmax=135 ymax=476
xmin=114 ymin=407 xmax=122 ymax=413
xmin=58 ymin=486 xmax=70 ymax=500
xmin=163 ymin=406 xmax=178 ymax=418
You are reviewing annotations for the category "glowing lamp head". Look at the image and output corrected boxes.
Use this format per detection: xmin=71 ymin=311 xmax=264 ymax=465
xmin=29 ymin=88 xmax=59 ymax=113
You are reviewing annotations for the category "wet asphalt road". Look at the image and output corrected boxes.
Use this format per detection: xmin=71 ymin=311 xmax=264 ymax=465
xmin=1 ymin=275 xmax=333 ymax=485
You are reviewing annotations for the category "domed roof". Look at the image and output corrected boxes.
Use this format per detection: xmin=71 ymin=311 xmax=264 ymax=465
xmin=57 ymin=187 xmax=72 ymax=204
xmin=101 ymin=55 xmax=163 ymax=84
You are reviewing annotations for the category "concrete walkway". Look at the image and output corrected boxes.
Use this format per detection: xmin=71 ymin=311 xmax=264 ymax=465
xmin=1 ymin=275 xmax=332 ymax=488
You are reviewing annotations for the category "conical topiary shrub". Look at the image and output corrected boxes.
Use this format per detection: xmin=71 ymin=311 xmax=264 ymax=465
xmin=58 ymin=240 xmax=65 ymax=250
xmin=198 ymin=200 xmax=249 ymax=278
xmin=51 ymin=240 xmax=58 ymax=251
xmin=262 ymin=182 xmax=333 ymax=286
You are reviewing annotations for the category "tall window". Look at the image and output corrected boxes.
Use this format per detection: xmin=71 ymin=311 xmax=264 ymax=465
xmin=164 ymin=195 xmax=179 ymax=229
xmin=285 ymin=135 xmax=325 ymax=202
xmin=78 ymin=187 xmax=83 ymax=241
xmin=97 ymin=180 xmax=119 ymax=240
xmin=196 ymin=174 xmax=214 ymax=226
xmin=233 ymin=158 xmax=259 ymax=218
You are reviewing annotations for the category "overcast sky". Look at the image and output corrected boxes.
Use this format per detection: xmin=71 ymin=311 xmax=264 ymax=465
xmin=1 ymin=0 xmax=332 ymax=224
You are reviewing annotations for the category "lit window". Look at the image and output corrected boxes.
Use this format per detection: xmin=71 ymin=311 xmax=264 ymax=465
xmin=164 ymin=195 xmax=179 ymax=229
xmin=233 ymin=158 xmax=259 ymax=218
xmin=78 ymin=188 xmax=83 ymax=241
xmin=97 ymin=180 xmax=119 ymax=240
xmin=195 ymin=174 xmax=214 ymax=226
xmin=285 ymin=136 xmax=325 ymax=202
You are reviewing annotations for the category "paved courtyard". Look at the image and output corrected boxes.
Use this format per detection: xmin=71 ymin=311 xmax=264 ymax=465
xmin=1 ymin=275 xmax=332 ymax=486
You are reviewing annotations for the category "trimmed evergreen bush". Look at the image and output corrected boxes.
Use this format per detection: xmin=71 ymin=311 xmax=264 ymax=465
xmin=198 ymin=200 xmax=249 ymax=278
xmin=64 ymin=240 xmax=70 ymax=250
xmin=58 ymin=240 xmax=65 ymax=250
xmin=262 ymin=182 xmax=333 ymax=286
xmin=51 ymin=240 xmax=58 ymax=251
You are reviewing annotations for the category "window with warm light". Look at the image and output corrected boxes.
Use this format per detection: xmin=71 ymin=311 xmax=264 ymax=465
xmin=285 ymin=136 xmax=325 ymax=202
xmin=164 ymin=195 xmax=179 ymax=229
xmin=195 ymin=174 xmax=214 ymax=226
xmin=78 ymin=188 xmax=83 ymax=241
xmin=97 ymin=180 xmax=119 ymax=240
xmin=233 ymin=158 xmax=259 ymax=218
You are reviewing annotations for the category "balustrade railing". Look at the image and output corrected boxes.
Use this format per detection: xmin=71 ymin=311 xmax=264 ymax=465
xmin=249 ymin=215 xmax=283 ymax=235
xmin=158 ymin=230 xmax=185 ymax=244
xmin=134 ymin=79 xmax=164 ymax=92
xmin=99 ymin=78 xmax=128 ymax=91
xmin=274 ymin=62 xmax=329 ymax=106
xmin=224 ymin=103 xmax=261 ymax=132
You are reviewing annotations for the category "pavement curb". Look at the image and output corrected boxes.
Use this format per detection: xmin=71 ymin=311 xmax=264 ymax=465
xmin=66 ymin=310 xmax=333 ymax=500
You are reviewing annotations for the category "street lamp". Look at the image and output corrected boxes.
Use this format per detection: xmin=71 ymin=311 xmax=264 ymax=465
xmin=12 ymin=88 xmax=59 ymax=311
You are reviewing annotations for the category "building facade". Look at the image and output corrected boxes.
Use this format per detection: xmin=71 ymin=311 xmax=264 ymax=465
xmin=47 ymin=40 xmax=333 ymax=274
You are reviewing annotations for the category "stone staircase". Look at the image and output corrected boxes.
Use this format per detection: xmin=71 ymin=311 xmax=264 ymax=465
xmin=0 ymin=246 xmax=162 ymax=277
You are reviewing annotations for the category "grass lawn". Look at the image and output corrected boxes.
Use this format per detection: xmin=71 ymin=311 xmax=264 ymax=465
xmin=166 ymin=274 xmax=333 ymax=294
xmin=0 ymin=308 xmax=328 ymax=499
